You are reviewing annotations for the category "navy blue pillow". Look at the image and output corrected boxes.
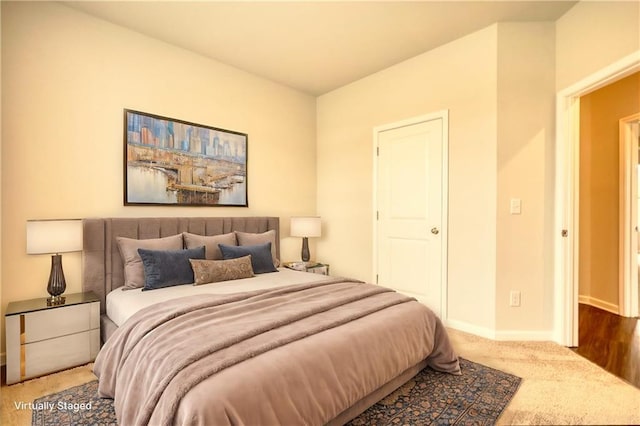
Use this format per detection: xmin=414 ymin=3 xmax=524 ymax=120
xmin=138 ymin=246 xmax=206 ymax=290
xmin=219 ymin=242 xmax=278 ymax=274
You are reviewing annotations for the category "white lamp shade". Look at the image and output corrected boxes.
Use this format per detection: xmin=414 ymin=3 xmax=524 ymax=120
xmin=290 ymin=216 xmax=322 ymax=238
xmin=26 ymin=219 xmax=83 ymax=254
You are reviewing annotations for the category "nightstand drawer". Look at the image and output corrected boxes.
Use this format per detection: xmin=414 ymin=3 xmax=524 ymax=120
xmin=24 ymin=302 xmax=99 ymax=343
xmin=25 ymin=330 xmax=98 ymax=378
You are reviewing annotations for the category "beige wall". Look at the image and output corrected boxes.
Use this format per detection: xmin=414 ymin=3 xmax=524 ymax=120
xmin=495 ymin=23 xmax=556 ymax=333
xmin=579 ymin=72 xmax=640 ymax=310
xmin=317 ymin=22 xmax=559 ymax=337
xmin=1 ymin=2 xmax=317 ymax=353
xmin=317 ymin=26 xmax=499 ymax=332
xmin=556 ymin=1 xmax=640 ymax=91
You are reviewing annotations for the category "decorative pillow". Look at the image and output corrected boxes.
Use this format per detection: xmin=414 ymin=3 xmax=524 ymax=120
xmin=183 ymin=232 xmax=237 ymax=260
xmin=138 ymin=246 xmax=206 ymax=290
xmin=190 ymin=256 xmax=254 ymax=285
xmin=235 ymin=230 xmax=280 ymax=267
xmin=219 ymin=242 xmax=278 ymax=274
xmin=117 ymin=234 xmax=184 ymax=290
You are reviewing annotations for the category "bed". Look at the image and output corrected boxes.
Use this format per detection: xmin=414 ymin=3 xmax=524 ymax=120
xmin=84 ymin=217 xmax=460 ymax=425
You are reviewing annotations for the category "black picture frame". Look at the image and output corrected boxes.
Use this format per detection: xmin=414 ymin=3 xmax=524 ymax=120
xmin=124 ymin=109 xmax=248 ymax=207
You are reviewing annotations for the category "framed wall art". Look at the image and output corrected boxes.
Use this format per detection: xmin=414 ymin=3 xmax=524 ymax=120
xmin=124 ymin=109 xmax=248 ymax=207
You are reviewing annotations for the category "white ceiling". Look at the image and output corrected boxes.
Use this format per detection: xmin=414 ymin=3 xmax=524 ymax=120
xmin=63 ymin=1 xmax=577 ymax=95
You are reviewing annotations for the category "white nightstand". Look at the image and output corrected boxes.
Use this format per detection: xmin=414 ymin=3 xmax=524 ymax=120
xmin=5 ymin=291 xmax=100 ymax=384
xmin=283 ymin=261 xmax=330 ymax=275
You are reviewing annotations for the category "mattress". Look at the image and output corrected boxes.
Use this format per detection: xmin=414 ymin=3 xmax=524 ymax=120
xmin=105 ymin=267 xmax=329 ymax=327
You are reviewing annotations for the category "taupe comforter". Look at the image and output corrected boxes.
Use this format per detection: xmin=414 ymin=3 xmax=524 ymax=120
xmin=94 ymin=278 xmax=460 ymax=426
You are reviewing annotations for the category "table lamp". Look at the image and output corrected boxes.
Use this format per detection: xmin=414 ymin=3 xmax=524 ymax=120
xmin=290 ymin=216 xmax=321 ymax=262
xmin=26 ymin=219 xmax=83 ymax=305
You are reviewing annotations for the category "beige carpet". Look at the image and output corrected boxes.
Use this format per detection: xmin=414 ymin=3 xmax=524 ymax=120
xmin=447 ymin=329 xmax=640 ymax=425
xmin=2 ymin=328 xmax=639 ymax=425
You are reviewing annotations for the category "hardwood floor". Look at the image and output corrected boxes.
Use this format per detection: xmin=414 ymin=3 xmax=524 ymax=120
xmin=574 ymin=303 xmax=640 ymax=389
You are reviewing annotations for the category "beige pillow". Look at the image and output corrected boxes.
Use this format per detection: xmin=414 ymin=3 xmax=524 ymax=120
xmin=117 ymin=234 xmax=183 ymax=290
xmin=190 ymin=256 xmax=254 ymax=285
xmin=183 ymin=232 xmax=236 ymax=260
xmin=235 ymin=230 xmax=279 ymax=267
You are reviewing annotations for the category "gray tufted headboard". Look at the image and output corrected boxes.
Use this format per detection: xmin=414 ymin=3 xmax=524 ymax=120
xmin=82 ymin=217 xmax=280 ymax=314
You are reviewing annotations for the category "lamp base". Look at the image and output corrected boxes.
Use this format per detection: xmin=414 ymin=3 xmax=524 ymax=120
xmin=301 ymin=237 xmax=310 ymax=262
xmin=46 ymin=295 xmax=66 ymax=306
xmin=47 ymin=254 xmax=67 ymax=303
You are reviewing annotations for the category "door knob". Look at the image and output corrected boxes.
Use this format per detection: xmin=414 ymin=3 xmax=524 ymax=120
xmin=431 ymin=227 xmax=439 ymax=235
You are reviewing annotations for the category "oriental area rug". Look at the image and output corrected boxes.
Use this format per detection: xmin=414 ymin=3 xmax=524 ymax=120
xmin=32 ymin=358 xmax=521 ymax=426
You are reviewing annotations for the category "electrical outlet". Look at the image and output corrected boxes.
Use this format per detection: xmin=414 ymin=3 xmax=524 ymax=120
xmin=509 ymin=291 xmax=521 ymax=307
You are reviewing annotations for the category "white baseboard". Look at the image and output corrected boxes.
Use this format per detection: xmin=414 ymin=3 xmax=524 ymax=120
xmin=493 ymin=330 xmax=554 ymax=341
xmin=578 ymin=295 xmax=619 ymax=315
xmin=445 ymin=318 xmax=553 ymax=341
xmin=445 ymin=318 xmax=497 ymax=340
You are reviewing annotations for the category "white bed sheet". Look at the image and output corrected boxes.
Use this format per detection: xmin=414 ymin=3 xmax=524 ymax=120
xmin=106 ymin=268 xmax=331 ymax=327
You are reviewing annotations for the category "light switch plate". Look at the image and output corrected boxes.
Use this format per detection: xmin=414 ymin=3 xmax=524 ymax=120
xmin=510 ymin=290 xmax=521 ymax=307
xmin=510 ymin=198 xmax=521 ymax=215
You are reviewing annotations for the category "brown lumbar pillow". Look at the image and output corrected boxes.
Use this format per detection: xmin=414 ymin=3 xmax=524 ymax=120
xmin=190 ymin=255 xmax=255 ymax=285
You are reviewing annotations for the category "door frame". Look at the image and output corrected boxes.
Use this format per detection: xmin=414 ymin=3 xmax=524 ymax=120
xmin=620 ymin=113 xmax=640 ymax=318
xmin=372 ymin=110 xmax=449 ymax=319
xmin=554 ymin=50 xmax=640 ymax=346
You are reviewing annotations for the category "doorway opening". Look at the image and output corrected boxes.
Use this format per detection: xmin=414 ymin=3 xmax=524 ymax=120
xmin=555 ymin=51 xmax=640 ymax=347
xmin=619 ymin=113 xmax=640 ymax=318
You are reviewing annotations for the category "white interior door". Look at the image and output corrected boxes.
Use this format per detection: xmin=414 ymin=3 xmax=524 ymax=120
xmin=375 ymin=114 xmax=446 ymax=317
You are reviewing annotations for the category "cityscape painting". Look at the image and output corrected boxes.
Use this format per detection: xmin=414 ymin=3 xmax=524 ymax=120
xmin=124 ymin=109 xmax=248 ymax=207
